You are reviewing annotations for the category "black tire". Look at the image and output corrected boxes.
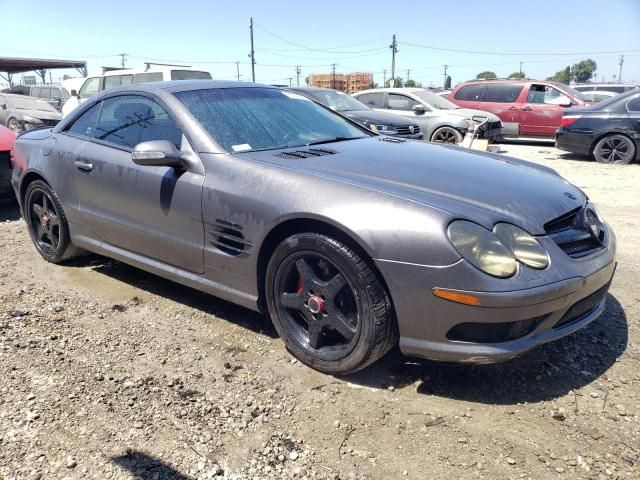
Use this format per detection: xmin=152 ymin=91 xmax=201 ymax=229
xmin=265 ymin=233 xmax=397 ymax=375
xmin=431 ymin=126 xmax=463 ymax=144
xmin=593 ymin=134 xmax=636 ymax=164
xmin=7 ymin=117 xmax=22 ymax=134
xmin=24 ymin=180 xmax=83 ymax=263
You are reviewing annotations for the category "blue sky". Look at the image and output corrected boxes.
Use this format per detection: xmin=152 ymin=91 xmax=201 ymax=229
xmin=2 ymin=0 xmax=639 ymax=87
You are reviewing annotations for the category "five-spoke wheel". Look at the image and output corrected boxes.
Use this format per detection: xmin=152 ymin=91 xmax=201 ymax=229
xmin=266 ymin=233 xmax=397 ymax=374
xmin=431 ymin=126 xmax=463 ymax=144
xmin=593 ymin=134 xmax=636 ymax=164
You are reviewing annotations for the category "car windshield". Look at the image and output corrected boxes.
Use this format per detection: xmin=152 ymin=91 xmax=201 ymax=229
xmin=175 ymin=87 xmax=369 ymax=152
xmin=413 ymin=90 xmax=459 ymax=110
xmin=308 ymin=90 xmax=369 ymax=112
xmin=8 ymin=96 xmax=58 ymax=112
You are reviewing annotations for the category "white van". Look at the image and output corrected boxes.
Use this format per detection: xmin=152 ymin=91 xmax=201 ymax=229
xmin=61 ymin=65 xmax=212 ymax=116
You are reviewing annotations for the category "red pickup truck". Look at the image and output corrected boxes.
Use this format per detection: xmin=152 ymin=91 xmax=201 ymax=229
xmin=448 ymin=79 xmax=589 ymax=138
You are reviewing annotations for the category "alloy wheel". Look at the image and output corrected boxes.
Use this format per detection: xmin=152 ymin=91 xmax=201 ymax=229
xmin=27 ymin=188 xmax=61 ymax=255
xmin=274 ymin=253 xmax=359 ymax=357
xmin=432 ymin=127 xmax=461 ymax=144
xmin=595 ymin=135 xmax=634 ymax=164
xmin=7 ymin=118 xmax=22 ymax=133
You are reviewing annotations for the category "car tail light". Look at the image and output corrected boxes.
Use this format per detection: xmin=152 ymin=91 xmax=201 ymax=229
xmin=560 ymin=116 xmax=579 ymax=127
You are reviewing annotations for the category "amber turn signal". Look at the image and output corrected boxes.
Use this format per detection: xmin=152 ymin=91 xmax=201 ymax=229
xmin=432 ymin=288 xmax=481 ymax=306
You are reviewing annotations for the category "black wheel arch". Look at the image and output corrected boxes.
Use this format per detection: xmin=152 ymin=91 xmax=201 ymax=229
xmin=19 ymin=171 xmax=50 ymax=212
xmin=256 ymin=217 xmax=395 ymax=318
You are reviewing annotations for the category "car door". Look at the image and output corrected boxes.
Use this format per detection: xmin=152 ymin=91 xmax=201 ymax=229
xmin=68 ymin=94 xmax=205 ymax=273
xmin=477 ymin=84 xmax=525 ymax=137
xmin=354 ymin=92 xmax=385 ymax=110
xmin=627 ymin=95 xmax=640 ymax=136
xmin=384 ymin=93 xmax=434 ymax=132
xmin=519 ymin=84 xmax=569 ymax=136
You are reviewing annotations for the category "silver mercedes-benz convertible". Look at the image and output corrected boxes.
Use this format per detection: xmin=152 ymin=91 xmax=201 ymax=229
xmin=11 ymin=81 xmax=616 ymax=374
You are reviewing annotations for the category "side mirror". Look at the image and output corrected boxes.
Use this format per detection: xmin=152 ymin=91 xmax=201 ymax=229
xmin=412 ymin=104 xmax=426 ymax=113
xmin=70 ymin=89 xmax=78 ymax=97
xmin=1 ymin=104 xmax=6 ymax=110
xmin=547 ymin=95 xmax=571 ymax=107
xmin=131 ymin=140 xmax=184 ymax=169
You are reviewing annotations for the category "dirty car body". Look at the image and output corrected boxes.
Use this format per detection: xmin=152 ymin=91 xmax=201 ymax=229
xmin=12 ymin=81 xmax=616 ymax=372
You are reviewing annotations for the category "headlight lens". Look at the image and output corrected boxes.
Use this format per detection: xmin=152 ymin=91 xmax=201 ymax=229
xmin=447 ymin=220 xmax=517 ymax=278
xmin=370 ymin=124 xmax=398 ymax=135
xmin=493 ymin=223 xmax=549 ymax=269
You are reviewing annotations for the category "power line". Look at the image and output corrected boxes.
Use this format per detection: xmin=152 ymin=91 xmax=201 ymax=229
xmin=399 ymin=41 xmax=640 ymax=57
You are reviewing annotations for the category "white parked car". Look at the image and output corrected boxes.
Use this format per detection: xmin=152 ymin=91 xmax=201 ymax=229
xmin=61 ymin=65 xmax=212 ymax=116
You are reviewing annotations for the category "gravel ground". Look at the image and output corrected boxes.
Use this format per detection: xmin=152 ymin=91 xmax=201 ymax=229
xmin=1 ymin=142 xmax=638 ymax=480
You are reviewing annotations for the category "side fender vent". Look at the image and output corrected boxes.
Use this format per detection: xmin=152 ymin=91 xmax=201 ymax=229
xmin=209 ymin=222 xmax=253 ymax=257
xmin=274 ymin=148 xmax=337 ymax=159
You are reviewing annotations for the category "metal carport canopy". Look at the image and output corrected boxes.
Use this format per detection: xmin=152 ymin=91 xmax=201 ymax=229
xmin=0 ymin=57 xmax=87 ymax=84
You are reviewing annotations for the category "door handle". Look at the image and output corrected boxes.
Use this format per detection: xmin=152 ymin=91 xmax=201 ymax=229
xmin=521 ymin=107 xmax=533 ymax=112
xmin=508 ymin=106 xmax=519 ymax=111
xmin=74 ymin=160 xmax=93 ymax=172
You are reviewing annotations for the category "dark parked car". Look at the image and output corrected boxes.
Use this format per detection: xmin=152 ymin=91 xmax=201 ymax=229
xmin=0 ymin=124 xmax=16 ymax=203
xmin=556 ymin=89 xmax=640 ymax=164
xmin=12 ymin=81 xmax=616 ymax=374
xmin=0 ymin=93 xmax=62 ymax=132
xmin=449 ymin=80 xmax=589 ymax=138
xmin=287 ymin=87 xmax=422 ymax=139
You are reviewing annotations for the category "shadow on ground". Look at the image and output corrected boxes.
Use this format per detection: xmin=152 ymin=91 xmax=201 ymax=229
xmin=345 ymin=293 xmax=627 ymax=404
xmin=83 ymin=257 xmax=279 ymax=339
xmin=0 ymin=200 xmax=20 ymax=222
xmin=112 ymin=450 xmax=191 ymax=479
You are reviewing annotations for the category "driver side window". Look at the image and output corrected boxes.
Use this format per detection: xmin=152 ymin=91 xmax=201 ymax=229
xmin=93 ymin=95 xmax=183 ymax=150
xmin=527 ymin=85 xmax=564 ymax=105
xmin=388 ymin=94 xmax=419 ymax=111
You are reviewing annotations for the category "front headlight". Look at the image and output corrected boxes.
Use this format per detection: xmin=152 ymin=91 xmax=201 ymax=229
xmin=22 ymin=115 xmax=42 ymax=125
xmin=448 ymin=220 xmax=517 ymax=278
xmin=447 ymin=221 xmax=549 ymax=278
xmin=370 ymin=124 xmax=398 ymax=135
xmin=493 ymin=223 xmax=549 ymax=269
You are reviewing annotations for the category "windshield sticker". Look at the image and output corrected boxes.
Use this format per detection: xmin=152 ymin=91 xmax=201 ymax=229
xmin=282 ymin=91 xmax=311 ymax=101
xmin=231 ymin=144 xmax=252 ymax=152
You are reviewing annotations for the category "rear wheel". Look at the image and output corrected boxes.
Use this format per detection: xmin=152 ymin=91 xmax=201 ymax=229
xmin=593 ymin=134 xmax=636 ymax=164
xmin=24 ymin=180 xmax=82 ymax=263
xmin=266 ymin=233 xmax=397 ymax=375
xmin=431 ymin=126 xmax=463 ymax=144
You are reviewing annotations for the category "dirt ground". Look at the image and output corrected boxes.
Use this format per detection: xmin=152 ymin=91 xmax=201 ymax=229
xmin=1 ymin=142 xmax=638 ymax=480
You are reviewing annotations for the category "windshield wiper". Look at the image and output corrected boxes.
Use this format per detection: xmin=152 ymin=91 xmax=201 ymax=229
xmin=307 ymin=136 xmax=365 ymax=146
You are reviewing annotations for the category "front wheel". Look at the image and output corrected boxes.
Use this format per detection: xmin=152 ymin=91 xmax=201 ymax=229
xmin=265 ymin=233 xmax=397 ymax=375
xmin=7 ymin=118 xmax=22 ymax=133
xmin=431 ymin=126 xmax=463 ymax=144
xmin=593 ymin=134 xmax=636 ymax=164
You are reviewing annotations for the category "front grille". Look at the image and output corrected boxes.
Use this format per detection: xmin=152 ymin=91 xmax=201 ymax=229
xmin=447 ymin=315 xmax=547 ymax=343
xmin=553 ymin=284 xmax=609 ymax=329
xmin=395 ymin=125 xmax=421 ymax=136
xmin=274 ymin=148 xmax=336 ymax=159
xmin=544 ymin=206 xmax=605 ymax=258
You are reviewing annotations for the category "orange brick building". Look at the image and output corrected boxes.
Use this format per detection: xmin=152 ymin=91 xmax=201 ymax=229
xmin=308 ymin=72 xmax=373 ymax=94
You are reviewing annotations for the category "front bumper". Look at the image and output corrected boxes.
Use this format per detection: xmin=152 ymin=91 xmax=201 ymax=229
xmin=376 ymin=227 xmax=617 ymax=364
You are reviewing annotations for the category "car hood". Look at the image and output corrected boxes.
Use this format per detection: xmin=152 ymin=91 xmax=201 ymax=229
xmin=341 ymin=109 xmax=417 ymax=127
xmin=15 ymin=108 xmax=62 ymax=121
xmin=243 ymin=138 xmax=584 ymax=235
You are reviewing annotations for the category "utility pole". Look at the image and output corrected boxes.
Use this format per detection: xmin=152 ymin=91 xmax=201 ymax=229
xmin=295 ymin=65 xmax=301 ymax=86
xmin=443 ymin=65 xmax=448 ymax=88
xmin=331 ymin=63 xmax=337 ymax=89
xmin=236 ymin=61 xmax=241 ymax=81
xmin=383 ymin=69 xmax=387 ymax=86
xmin=519 ymin=61 xmax=523 ymax=75
xmin=389 ymin=34 xmax=398 ymax=87
xmin=118 ymin=53 xmax=127 ymax=69
xmin=618 ymin=55 xmax=624 ymax=83
xmin=249 ymin=17 xmax=256 ymax=83
xmin=406 ymin=69 xmax=411 ymax=82
xmin=287 ymin=77 xmax=293 ymax=87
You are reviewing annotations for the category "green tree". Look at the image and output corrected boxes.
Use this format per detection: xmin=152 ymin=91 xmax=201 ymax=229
xmin=404 ymin=79 xmax=423 ymax=88
xmin=547 ymin=66 xmax=571 ymax=84
xmin=444 ymin=75 xmax=451 ymax=89
xmin=508 ymin=71 xmax=526 ymax=79
xmin=476 ymin=71 xmax=497 ymax=80
xmin=385 ymin=77 xmax=404 ymax=88
xmin=570 ymin=59 xmax=597 ymax=83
